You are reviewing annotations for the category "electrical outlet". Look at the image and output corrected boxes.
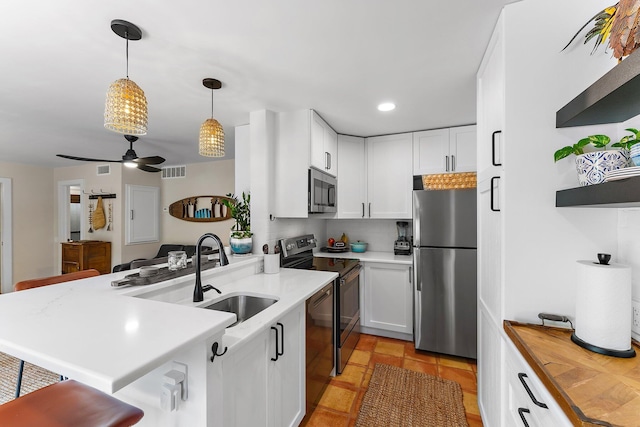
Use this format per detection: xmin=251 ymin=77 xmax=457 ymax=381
xmin=632 ymin=300 xmax=640 ymax=334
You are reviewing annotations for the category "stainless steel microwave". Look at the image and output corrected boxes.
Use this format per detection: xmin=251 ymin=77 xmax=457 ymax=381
xmin=308 ymin=168 xmax=337 ymax=213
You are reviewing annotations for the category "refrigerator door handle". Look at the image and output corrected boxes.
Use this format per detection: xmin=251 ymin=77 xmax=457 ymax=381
xmin=409 ymin=266 xmax=412 ymax=284
xmin=414 ymin=252 xmax=421 ymax=291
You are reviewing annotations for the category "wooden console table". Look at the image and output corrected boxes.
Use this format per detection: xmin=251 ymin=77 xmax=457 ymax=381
xmin=505 ymin=320 xmax=640 ymax=427
xmin=62 ymin=241 xmax=111 ymax=275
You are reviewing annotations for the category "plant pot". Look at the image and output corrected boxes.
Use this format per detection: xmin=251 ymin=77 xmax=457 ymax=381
xmin=575 ymin=149 xmax=629 ymax=186
xmin=229 ymin=233 xmax=253 ymax=254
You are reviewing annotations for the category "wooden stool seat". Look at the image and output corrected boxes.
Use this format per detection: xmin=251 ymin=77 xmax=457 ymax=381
xmin=0 ymin=380 xmax=143 ymax=427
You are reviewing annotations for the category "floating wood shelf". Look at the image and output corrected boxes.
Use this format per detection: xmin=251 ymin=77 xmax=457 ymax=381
xmin=556 ymin=176 xmax=640 ymax=207
xmin=556 ymin=48 xmax=640 ymax=128
xmin=169 ymin=195 xmax=233 ymax=222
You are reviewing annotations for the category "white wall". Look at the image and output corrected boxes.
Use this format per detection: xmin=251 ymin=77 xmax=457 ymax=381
xmin=1 ymin=162 xmax=55 ymax=286
xmin=500 ymin=0 xmax=621 ymax=322
xmin=159 ymin=160 xmax=234 ymax=254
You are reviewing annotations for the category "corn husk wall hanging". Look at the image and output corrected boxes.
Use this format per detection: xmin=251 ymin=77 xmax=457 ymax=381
xmin=93 ymin=196 xmax=106 ymax=230
xmin=563 ymin=1 xmax=640 ymax=61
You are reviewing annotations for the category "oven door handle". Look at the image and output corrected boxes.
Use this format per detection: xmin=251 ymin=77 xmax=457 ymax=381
xmin=340 ymin=264 xmax=362 ymax=285
xmin=311 ymin=289 xmax=333 ymax=308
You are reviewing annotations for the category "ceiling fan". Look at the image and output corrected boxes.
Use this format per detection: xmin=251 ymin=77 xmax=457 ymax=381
xmin=56 ymin=135 xmax=166 ymax=173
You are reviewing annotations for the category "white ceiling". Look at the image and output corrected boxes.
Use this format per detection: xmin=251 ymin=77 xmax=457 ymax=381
xmin=1 ymin=0 xmax=515 ymax=169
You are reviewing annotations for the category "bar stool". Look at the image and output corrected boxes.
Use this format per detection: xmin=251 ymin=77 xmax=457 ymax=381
xmin=0 ymin=379 xmax=143 ymax=426
xmin=13 ymin=269 xmax=101 ymax=398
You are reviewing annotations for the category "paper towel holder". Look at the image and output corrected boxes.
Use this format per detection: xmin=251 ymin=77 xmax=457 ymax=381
xmin=570 ymin=333 xmax=636 ymax=358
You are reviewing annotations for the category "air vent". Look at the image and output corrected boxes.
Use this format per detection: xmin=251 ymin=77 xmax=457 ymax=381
xmin=162 ymin=165 xmax=187 ymax=179
xmin=97 ymin=165 xmax=111 ymax=176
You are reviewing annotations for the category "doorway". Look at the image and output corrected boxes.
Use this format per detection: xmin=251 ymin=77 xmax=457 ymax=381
xmin=0 ymin=178 xmax=13 ymax=294
xmin=57 ymin=179 xmax=85 ymax=244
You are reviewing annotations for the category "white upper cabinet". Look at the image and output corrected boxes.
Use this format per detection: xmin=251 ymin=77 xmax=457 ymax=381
xmin=337 ymin=135 xmax=367 ymax=218
xmin=310 ymin=111 xmax=338 ymax=177
xmin=413 ymin=126 xmax=477 ymax=175
xmin=274 ymin=109 xmax=338 ymax=218
xmin=367 ymin=133 xmax=413 ymax=219
xmin=337 ymin=133 xmax=412 ymax=219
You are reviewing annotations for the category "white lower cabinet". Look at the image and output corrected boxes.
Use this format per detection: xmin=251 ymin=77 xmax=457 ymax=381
xmin=268 ymin=303 xmax=305 ymax=427
xmin=503 ymin=338 xmax=571 ymax=427
xmin=362 ymin=263 xmax=413 ymax=336
xmin=221 ymin=329 xmax=270 ymax=427
xmin=218 ymin=303 xmax=305 ymax=427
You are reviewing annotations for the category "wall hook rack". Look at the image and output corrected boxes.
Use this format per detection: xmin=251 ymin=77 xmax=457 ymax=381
xmin=84 ymin=189 xmax=117 ymax=200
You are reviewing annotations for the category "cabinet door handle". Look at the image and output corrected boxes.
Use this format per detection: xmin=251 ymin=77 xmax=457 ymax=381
xmin=368 ymin=202 xmax=371 ymax=218
xmin=445 ymin=155 xmax=449 ymax=172
xmin=518 ymin=373 xmax=548 ymax=408
xmin=270 ymin=326 xmax=279 ymax=361
xmin=517 ymin=408 xmax=531 ymax=427
xmin=362 ymin=202 xmax=365 ymax=218
xmin=490 ymin=176 xmax=500 ymax=212
xmin=277 ymin=322 xmax=284 ymax=357
xmin=451 ymin=155 xmax=456 ymax=171
xmin=492 ymin=130 xmax=503 ymax=166
xmin=130 ymin=210 xmax=134 ymax=220
xmin=327 ymin=152 xmax=331 ymax=170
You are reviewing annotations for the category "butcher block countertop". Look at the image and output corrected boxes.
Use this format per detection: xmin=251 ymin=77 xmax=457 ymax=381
xmin=504 ymin=320 xmax=640 ymax=427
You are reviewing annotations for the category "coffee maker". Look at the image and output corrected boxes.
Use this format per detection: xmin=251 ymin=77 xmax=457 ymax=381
xmin=394 ymin=221 xmax=412 ymax=255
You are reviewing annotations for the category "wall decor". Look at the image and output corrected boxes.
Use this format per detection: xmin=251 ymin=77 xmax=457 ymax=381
xmin=169 ymin=195 xmax=233 ymax=222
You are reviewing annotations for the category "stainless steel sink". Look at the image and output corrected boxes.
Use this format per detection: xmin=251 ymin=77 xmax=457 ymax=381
xmin=203 ymin=295 xmax=278 ymax=327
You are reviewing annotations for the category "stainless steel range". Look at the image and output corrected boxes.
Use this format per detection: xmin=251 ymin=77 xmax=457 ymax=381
xmin=280 ymin=235 xmax=361 ymax=378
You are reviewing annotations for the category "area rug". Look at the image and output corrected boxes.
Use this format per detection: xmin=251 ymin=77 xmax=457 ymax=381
xmin=355 ymin=363 xmax=469 ymax=427
xmin=0 ymin=352 xmax=59 ymax=404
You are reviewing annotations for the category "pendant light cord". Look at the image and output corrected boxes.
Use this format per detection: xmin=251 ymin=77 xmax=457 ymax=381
xmin=125 ymin=30 xmax=129 ymax=79
xmin=210 ymin=89 xmax=214 ymax=119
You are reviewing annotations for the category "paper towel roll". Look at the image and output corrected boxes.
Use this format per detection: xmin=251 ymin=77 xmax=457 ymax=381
xmin=575 ymin=260 xmax=632 ymax=351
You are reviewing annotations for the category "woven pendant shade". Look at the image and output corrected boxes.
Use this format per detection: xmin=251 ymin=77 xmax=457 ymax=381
xmin=104 ymin=78 xmax=148 ymax=135
xmin=199 ymin=118 xmax=225 ymax=157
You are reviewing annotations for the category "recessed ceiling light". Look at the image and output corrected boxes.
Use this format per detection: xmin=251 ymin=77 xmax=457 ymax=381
xmin=378 ymin=103 xmax=396 ymax=112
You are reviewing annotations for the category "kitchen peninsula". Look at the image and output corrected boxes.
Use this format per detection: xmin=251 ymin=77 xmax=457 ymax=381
xmin=0 ymin=256 xmax=337 ymax=426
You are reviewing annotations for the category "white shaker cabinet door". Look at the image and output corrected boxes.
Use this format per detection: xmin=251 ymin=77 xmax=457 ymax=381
xmin=367 ymin=133 xmax=413 ymax=219
xmin=337 ymin=135 xmax=367 ymax=218
xmin=363 ymin=263 xmax=413 ymax=335
xmin=449 ymin=125 xmax=477 ymax=173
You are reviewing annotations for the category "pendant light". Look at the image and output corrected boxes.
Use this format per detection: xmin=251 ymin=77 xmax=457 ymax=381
xmin=104 ymin=19 xmax=148 ymax=136
xmin=199 ymin=78 xmax=225 ymax=157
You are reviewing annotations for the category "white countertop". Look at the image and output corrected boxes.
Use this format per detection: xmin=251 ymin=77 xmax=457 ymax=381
xmin=0 ymin=256 xmax=336 ymax=393
xmin=314 ymin=250 xmax=413 ymax=265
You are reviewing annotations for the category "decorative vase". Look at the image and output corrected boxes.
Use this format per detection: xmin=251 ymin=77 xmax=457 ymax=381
xmin=575 ymin=149 xmax=629 ymax=186
xmin=229 ymin=233 xmax=253 ymax=254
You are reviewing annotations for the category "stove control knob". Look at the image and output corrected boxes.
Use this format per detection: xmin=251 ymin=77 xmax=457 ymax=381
xmin=286 ymin=243 xmax=295 ymax=251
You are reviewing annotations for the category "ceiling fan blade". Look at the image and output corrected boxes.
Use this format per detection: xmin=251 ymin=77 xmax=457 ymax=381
xmin=137 ymin=164 xmax=162 ymax=173
xmin=134 ymin=156 xmax=166 ymax=165
xmin=57 ymin=154 xmax=122 ymax=163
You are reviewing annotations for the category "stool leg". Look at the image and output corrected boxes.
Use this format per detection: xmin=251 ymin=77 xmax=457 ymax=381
xmin=15 ymin=360 xmax=24 ymax=399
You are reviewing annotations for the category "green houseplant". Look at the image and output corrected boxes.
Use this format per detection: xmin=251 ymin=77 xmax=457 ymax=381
xmin=554 ymin=131 xmax=635 ymax=186
xmin=221 ymin=192 xmax=253 ymax=254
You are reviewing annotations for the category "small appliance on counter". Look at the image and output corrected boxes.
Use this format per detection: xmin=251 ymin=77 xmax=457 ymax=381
xmin=394 ymin=221 xmax=412 ymax=255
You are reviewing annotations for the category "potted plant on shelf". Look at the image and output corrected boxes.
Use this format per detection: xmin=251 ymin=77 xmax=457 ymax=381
xmin=221 ymin=192 xmax=253 ymax=254
xmin=554 ymin=131 xmax=638 ymax=186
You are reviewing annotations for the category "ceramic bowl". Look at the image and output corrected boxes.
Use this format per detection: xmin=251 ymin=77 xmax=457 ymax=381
xmin=350 ymin=241 xmax=368 ymax=253
xmin=575 ymin=149 xmax=630 ymax=186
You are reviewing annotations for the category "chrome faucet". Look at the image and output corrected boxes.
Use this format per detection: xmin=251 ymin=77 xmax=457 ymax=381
xmin=193 ymin=233 xmax=229 ymax=302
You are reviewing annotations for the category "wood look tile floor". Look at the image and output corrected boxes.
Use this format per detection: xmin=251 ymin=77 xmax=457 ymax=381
xmin=301 ymin=334 xmax=483 ymax=427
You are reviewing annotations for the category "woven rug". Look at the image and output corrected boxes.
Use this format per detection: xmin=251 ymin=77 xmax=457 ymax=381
xmin=355 ymin=363 xmax=469 ymax=427
xmin=0 ymin=352 xmax=59 ymax=404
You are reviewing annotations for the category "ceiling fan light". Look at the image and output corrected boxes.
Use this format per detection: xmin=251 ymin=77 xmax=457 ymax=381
xmin=124 ymin=160 xmax=138 ymax=168
xmin=104 ymin=78 xmax=148 ymax=135
xmin=199 ymin=118 xmax=225 ymax=157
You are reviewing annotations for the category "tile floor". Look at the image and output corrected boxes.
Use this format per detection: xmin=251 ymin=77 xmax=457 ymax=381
xmin=301 ymin=334 xmax=483 ymax=427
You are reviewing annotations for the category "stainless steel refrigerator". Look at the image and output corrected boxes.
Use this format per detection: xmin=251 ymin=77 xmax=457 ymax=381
xmin=413 ymin=188 xmax=477 ymax=359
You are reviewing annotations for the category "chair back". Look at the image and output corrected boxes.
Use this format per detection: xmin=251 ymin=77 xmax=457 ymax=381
xmin=14 ymin=269 xmax=100 ymax=292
